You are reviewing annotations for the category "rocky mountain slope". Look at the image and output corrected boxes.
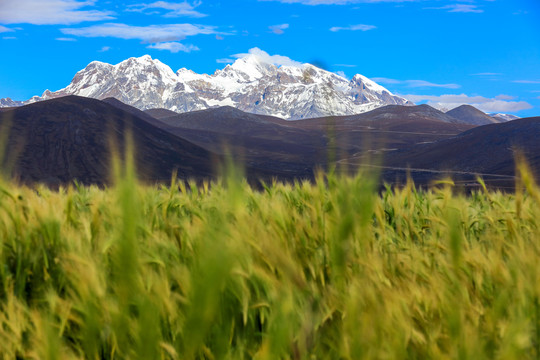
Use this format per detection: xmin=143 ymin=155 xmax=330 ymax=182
xmin=0 ymin=53 xmax=412 ymax=120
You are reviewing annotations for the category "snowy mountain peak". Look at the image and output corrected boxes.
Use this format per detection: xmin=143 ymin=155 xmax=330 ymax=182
xmin=122 ymin=54 xmax=155 ymax=64
xmin=1 ymin=50 xmax=413 ymax=119
xmin=350 ymin=74 xmax=389 ymax=94
xmin=228 ymin=56 xmax=280 ymax=82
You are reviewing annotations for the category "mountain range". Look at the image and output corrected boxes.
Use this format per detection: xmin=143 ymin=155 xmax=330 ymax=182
xmin=0 ymin=54 xmax=520 ymax=124
xmin=0 ymin=54 xmax=414 ymax=119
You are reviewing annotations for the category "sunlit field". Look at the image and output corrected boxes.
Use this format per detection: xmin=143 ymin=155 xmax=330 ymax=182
xmin=1 ymin=159 xmax=540 ymax=359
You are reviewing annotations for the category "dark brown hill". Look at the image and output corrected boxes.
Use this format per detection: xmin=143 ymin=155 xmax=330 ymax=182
xmin=364 ymin=116 xmax=540 ymax=189
xmin=284 ymin=104 xmax=467 ymax=129
xmin=158 ymin=106 xmax=312 ymax=136
xmin=446 ymin=105 xmax=500 ymax=125
xmin=274 ymin=104 xmax=475 ymax=156
xmin=144 ymin=104 xmax=478 ymax=176
xmin=144 ymin=108 xmax=179 ymax=119
xmin=0 ymin=96 xmax=218 ymax=186
xmin=101 ymin=97 xmax=172 ymax=129
xmin=152 ymin=106 xmax=328 ymax=178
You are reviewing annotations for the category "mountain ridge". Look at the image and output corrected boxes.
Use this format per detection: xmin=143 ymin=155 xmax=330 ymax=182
xmin=0 ymin=52 xmax=412 ymax=120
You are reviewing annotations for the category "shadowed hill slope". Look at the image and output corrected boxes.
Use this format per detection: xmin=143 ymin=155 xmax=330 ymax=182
xmin=354 ymin=116 xmax=540 ymax=189
xmin=144 ymin=108 xmax=179 ymax=119
xmin=446 ymin=105 xmax=501 ymax=125
xmin=0 ymin=96 xmax=218 ymax=186
xmin=152 ymin=106 xmax=328 ymax=178
xmin=275 ymin=104 xmax=475 ymax=156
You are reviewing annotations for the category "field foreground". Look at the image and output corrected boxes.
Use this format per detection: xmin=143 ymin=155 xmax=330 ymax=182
xmin=1 ymin=167 xmax=540 ymax=359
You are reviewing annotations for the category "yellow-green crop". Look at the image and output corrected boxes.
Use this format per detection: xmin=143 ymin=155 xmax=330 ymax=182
xmin=0 ymin=164 xmax=539 ymax=359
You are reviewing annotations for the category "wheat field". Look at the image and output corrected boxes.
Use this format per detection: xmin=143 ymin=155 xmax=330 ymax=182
xmin=1 ymin=159 xmax=539 ymax=359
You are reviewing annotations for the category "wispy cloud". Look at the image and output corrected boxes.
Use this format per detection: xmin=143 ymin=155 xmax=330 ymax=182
xmin=472 ymin=72 xmax=503 ymax=76
xmin=127 ymin=1 xmax=206 ymax=18
xmin=147 ymin=41 xmax=199 ymax=53
xmin=0 ymin=0 xmax=114 ymax=25
xmin=335 ymin=70 xmax=348 ymax=79
xmin=269 ymin=23 xmax=289 ymax=34
xmin=216 ymin=58 xmax=235 ymax=64
xmin=260 ymin=0 xmax=418 ymax=4
xmin=2 ymin=36 xmax=17 ymax=39
xmin=233 ymin=47 xmax=303 ymax=67
xmin=513 ymin=80 xmax=540 ymax=84
xmin=425 ymin=4 xmax=483 ymax=13
xmin=0 ymin=25 xmax=14 ymax=33
xmin=407 ymin=80 xmax=461 ymax=89
xmin=371 ymin=77 xmax=402 ymax=84
xmin=61 ymin=23 xmax=219 ymax=43
xmin=372 ymin=77 xmax=461 ymax=89
xmin=98 ymin=46 xmax=111 ymax=52
xmin=330 ymin=24 xmax=376 ymax=32
xmin=56 ymin=37 xmax=77 ymax=41
xmin=402 ymin=93 xmax=532 ymax=113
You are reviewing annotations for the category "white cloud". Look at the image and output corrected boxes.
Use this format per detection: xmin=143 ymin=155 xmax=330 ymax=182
xmin=99 ymin=46 xmax=111 ymax=52
xmin=61 ymin=23 xmax=218 ymax=43
xmin=0 ymin=0 xmax=114 ymax=25
xmin=269 ymin=23 xmax=289 ymax=34
xmin=147 ymin=41 xmax=199 ymax=53
xmin=402 ymin=93 xmax=532 ymax=113
xmin=127 ymin=1 xmax=206 ymax=18
xmin=2 ymin=36 xmax=16 ymax=39
xmin=0 ymin=25 xmax=14 ymax=33
xmin=425 ymin=4 xmax=483 ymax=13
xmin=232 ymin=47 xmax=304 ymax=67
xmin=330 ymin=24 xmax=376 ymax=32
xmin=372 ymin=77 xmax=460 ymax=89
xmin=56 ymin=37 xmax=77 ymax=41
xmin=513 ymin=80 xmax=540 ymax=84
xmin=216 ymin=58 xmax=235 ymax=64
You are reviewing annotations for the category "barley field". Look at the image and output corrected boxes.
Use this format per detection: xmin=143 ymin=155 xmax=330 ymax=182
xmin=1 ymin=161 xmax=539 ymax=359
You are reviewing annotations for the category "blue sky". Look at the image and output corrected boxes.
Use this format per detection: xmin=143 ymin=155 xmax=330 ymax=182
xmin=1 ymin=0 xmax=539 ymax=116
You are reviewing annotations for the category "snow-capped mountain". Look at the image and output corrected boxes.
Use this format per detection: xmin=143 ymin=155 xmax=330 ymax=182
xmin=0 ymin=52 xmax=412 ymax=119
